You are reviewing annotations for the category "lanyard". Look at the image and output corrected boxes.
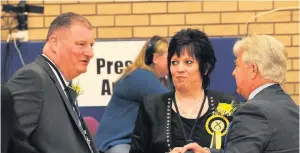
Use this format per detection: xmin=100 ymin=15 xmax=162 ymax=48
xmin=41 ymin=55 xmax=67 ymax=88
xmin=173 ymin=91 xmax=207 ymax=144
xmin=40 ymin=55 xmax=81 ymax=118
xmin=41 ymin=55 xmax=94 ymax=152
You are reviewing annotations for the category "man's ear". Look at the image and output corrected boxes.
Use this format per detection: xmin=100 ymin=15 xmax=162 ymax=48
xmin=152 ymin=53 xmax=159 ymax=64
xmin=249 ymin=63 xmax=258 ymax=79
xmin=48 ymin=35 xmax=59 ymax=53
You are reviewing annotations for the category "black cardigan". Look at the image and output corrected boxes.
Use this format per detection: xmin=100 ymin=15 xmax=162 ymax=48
xmin=129 ymin=90 xmax=238 ymax=153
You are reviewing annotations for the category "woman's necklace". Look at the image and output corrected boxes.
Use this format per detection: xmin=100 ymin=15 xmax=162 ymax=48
xmin=172 ymin=90 xmax=207 ymax=145
xmin=180 ymin=102 xmax=202 ymax=118
xmin=174 ymin=90 xmax=205 ymax=118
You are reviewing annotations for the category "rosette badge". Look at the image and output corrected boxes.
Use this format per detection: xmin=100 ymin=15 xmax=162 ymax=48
xmin=205 ymin=100 xmax=239 ymax=149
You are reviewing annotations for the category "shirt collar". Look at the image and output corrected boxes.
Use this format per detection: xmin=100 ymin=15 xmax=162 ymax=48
xmin=248 ymin=83 xmax=275 ymax=100
xmin=42 ymin=54 xmax=69 ymax=87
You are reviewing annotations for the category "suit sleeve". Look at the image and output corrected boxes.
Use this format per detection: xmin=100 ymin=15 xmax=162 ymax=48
xmin=129 ymin=100 xmax=152 ymax=153
xmin=1 ymin=85 xmax=15 ymax=153
xmin=220 ymin=102 xmax=271 ymax=153
xmin=7 ymin=69 xmax=43 ymax=153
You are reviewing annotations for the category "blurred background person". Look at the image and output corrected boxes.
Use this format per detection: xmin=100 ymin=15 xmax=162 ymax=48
xmin=1 ymin=85 xmax=16 ymax=153
xmin=95 ymin=35 xmax=169 ymax=153
xmin=129 ymin=29 xmax=238 ymax=153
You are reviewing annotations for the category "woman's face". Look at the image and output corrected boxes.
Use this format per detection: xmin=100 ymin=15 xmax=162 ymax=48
xmin=153 ymin=52 xmax=168 ymax=77
xmin=170 ymin=49 xmax=202 ymax=91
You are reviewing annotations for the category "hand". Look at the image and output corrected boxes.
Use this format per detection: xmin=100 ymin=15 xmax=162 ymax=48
xmin=169 ymin=143 xmax=210 ymax=153
xmin=183 ymin=143 xmax=210 ymax=153
xmin=169 ymin=147 xmax=187 ymax=153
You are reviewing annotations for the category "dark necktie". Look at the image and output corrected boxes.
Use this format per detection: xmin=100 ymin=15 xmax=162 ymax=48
xmin=65 ymin=83 xmax=78 ymax=106
xmin=40 ymin=55 xmax=94 ymax=153
xmin=65 ymin=83 xmax=94 ymax=153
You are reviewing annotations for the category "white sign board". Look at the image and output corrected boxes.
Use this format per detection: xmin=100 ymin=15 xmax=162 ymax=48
xmin=74 ymin=41 xmax=146 ymax=106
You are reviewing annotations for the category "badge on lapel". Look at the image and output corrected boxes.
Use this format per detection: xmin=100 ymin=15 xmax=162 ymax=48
xmin=205 ymin=101 xmax=239 ymax=149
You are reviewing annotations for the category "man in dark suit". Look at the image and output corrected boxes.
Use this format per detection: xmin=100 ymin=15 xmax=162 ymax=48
xmin=6 ymin=12 xmax=97 ymax=153
xmin=1 ymin=85 xmax=15 ymax=153
xmin=170 ymin=35 xmax=299 ymax=153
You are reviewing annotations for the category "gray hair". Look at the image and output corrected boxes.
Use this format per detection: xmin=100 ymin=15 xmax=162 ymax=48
xmin=233 ymin=35 xmax=287 ymax=84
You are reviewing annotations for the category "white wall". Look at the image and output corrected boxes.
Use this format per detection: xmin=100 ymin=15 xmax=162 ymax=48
xmin=75 ymin=40 xmax=146 ymax=106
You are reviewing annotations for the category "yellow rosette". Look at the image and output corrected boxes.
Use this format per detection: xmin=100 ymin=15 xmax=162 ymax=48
xmin=205 ymin=101 xmax=239 ymax=150
xmin=205 ymin=114 xmax=229 ymax=149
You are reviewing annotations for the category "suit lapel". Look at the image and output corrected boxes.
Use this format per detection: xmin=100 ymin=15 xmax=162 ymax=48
xmin=34 ymin=56 xmax=90 ymax=145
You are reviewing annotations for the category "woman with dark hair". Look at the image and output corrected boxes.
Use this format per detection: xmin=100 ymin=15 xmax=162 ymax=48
xmin=95 ymin=36 xmax=169 ymax=153
xmin=129 ymin=29 xmax=239 ymax=153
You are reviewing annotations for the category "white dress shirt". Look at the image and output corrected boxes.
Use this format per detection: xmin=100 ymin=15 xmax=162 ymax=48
xmin=248 ymin=83 xmax=275 ymax=100
xmin=41 ymin=55 xmax=93 ymax=152
xmin=42 ymin=54 xmax=69 ymax=97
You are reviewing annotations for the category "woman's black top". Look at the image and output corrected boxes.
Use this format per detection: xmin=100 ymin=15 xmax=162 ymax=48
xmin=129 ymin=90 xmax=238 ymax=153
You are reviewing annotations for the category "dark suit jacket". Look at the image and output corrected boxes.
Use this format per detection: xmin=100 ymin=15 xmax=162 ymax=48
xmin=211 ymin=84 xmax=299 ymax=153
xmin=1 ymin=85 xmax=15 ymax=153
xmin=130 ymin=90 xmax=238 ymax=153
xmin=6 ymin=56 xmax=98 ymax=153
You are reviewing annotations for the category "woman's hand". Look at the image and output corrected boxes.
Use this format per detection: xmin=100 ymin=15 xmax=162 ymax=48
xmin=183 ymin=143 xmax=210 ymax=153
xmin=169 ymin=147 xmax=187 ymax=153
xmin=169 ymin=143 xmax=210 ymax=153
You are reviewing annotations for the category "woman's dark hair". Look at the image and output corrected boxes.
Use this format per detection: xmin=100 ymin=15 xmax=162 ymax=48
xmin=167 ymin=28 xmax=217 ymax=89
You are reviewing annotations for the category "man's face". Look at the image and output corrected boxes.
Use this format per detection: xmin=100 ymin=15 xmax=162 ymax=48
xmin=57 ymin=24 xmax=95 ymax=79
xmin=232 ymin=51 xmax=252 ymax=99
